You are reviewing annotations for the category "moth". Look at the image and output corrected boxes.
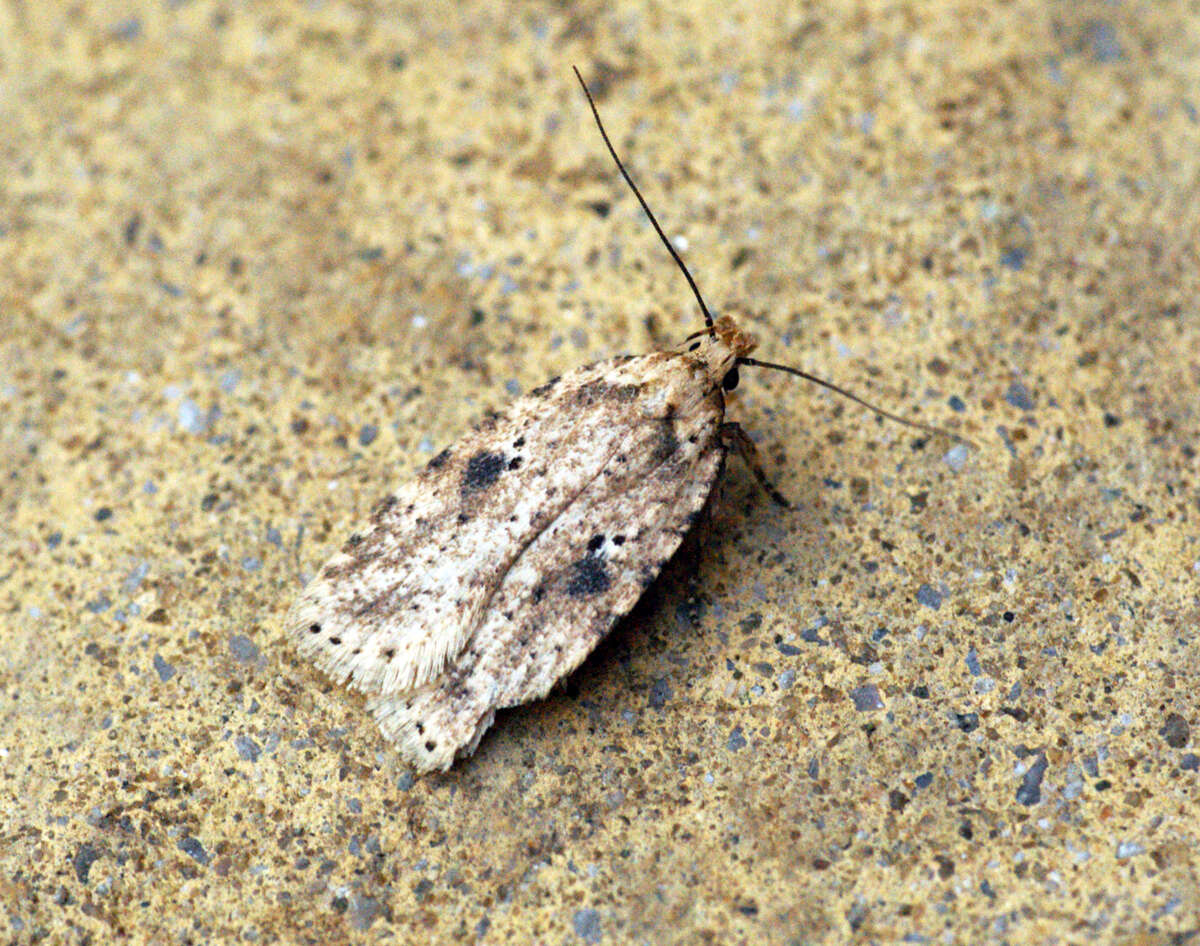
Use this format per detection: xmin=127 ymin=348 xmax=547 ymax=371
xmin=286 ymin=68 xmax=963 ymax=771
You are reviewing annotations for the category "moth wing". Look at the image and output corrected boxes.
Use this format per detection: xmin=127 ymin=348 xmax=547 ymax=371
xmin=369 ymin=382 xmax=726 ymax=771
xmin=286 ymin=354 xmax=703 ymax=701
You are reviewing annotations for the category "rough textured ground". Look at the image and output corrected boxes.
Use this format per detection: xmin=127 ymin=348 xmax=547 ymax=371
xmin=2 ymin=2 xmax=1198 ymax=943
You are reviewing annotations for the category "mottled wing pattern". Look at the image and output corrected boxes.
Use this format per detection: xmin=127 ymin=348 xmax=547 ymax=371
xmin=286 ymin=350 xmax=724 ymax=754
xmin=369 ymin=388 xmax=725 ymax=770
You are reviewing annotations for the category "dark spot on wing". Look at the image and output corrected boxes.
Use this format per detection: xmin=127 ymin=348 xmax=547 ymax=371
xmin=566 ymin=556 xmax=611 ymax=598
xmin=587 ymin=534 xmax=605 ymax=553
xmin=462 ymin=450 xmax=506 ymax=493
xmin=427 ymin=447 xmax=452 ymax=470
xmin=530 ymin=376 xmax=560 ymax=397
xmin=573 ymin=379 xmax=611 ymax=406
xmin=650 ymin=419 xmax=680 ymax=465
xmin=370 ymin=495 xmax=398 ymax=522
xmin=309 ymin=623 xmax=322 ymax=634
xmin=508 ymin=456 xmax=523 ymax=470
xmin=513 ymin=436 xmax=525 ymax=448
xmin=346 ymin=533 xmax=364 ymax=547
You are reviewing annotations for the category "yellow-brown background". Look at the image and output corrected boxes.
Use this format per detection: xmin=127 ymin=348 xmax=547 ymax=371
xmin=2 ymin=1 xmax=1197 ymax=943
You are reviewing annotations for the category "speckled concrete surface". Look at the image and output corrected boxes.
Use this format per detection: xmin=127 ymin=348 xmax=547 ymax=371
xmin=2 ymin=2 xmax=1198 ymax=943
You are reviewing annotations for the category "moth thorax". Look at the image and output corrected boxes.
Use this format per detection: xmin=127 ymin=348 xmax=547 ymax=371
xmin=701 ymin=315 xmax=758 ymax=384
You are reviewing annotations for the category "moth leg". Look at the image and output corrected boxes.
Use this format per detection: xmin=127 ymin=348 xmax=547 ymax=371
xmin=720 ymin=422 xmax=790 ymax=508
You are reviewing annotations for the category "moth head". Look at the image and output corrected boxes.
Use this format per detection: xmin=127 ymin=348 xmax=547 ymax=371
xmin=680 ymin=315 xmax=758 ymax=392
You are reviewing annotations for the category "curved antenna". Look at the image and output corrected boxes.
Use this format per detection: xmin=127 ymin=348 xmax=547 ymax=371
xmin=574 ymin=65 xmax=716 ymax=335
xmin=738 ymin=356 xmax=975 ymax=446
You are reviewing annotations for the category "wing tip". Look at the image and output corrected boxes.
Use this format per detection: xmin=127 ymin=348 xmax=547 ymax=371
xmin=371 ymin=696 xmax=496 ymax=773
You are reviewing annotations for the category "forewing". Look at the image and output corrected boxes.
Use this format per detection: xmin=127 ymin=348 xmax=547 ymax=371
xmin=286 ymin=352 xmax=708 ymax=701
xmin=369 ymin=384 xmax=726 ymax=771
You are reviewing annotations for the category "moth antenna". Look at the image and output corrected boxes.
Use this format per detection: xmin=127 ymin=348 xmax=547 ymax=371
xmin=574 ymin=65 xmax=716 ymax=336
xmin=738 ymin=356 xmax=975 ymax=447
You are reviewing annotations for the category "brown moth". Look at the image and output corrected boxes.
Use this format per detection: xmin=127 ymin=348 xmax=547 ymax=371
xmin=286 ymin=68 xmax=963 ymax=771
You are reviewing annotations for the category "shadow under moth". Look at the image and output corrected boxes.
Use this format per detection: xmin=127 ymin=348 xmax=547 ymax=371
xmin=286 ymin=68 xmax=966 ymax=772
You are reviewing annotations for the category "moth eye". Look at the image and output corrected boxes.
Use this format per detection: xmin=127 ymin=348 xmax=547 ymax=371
xmin=688 ymin=340 xmax=701 ymax=352
xmin=722 ymin=367 xmax=740 ymax=391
